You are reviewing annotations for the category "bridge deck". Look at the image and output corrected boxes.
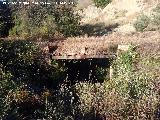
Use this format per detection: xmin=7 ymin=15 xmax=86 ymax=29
xmin=52 ymin=54 xmax=117 ymax=59
xmin=37 ymin=31 xmax=159 ymax=60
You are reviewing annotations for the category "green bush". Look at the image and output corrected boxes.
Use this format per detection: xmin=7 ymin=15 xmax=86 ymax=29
xmin=74 ymin=45 xmax=159 ymax=119
xmin=9 ymin=3 xmax=81 ymax=39
xmin=0 ymin=65 xmax=18 ymax=119
xmin=9 ymin=4 xmax=55 ymax=39
xmin=152 ymin=14 xmax=160 ymax=26
xmin=93 ymin=0 xmax=111 ymax=8
xmin=0 ymin=40 xmax=65 ymax=87
xmin=134 ymin=14 xmax=150 ymax=32
xmin=42 ymin=84 xmax=79 ymax=120
xmin=0 ymin=40 xmax=39 ymax=80
xmin=95 ymin=67 xmax=109 ymax=81
xmin=0 ymin=2 xmax=13 ymax=37
xmin=0 ymin=40 xmax=68 ymax=119
xmin=9 ymin=16 xmax=30 ymax=38
xmin=134 ymin=4 xmax=160 ymax=32
xmin=54 ymin=6 xmax=81 ymax=37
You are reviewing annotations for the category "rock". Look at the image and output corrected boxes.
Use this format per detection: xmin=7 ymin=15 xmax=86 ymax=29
xmin=77 ymin=0 xmax=93 ymax=9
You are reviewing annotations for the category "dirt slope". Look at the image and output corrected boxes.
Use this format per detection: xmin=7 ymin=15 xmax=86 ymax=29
xmin=78 ymin=0 xmax=160 ymax=34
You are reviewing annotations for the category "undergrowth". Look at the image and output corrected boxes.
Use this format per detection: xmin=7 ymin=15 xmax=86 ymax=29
xmin=75 ymin=45 xmax=159 ymax=119
xmin=0 ymin=42 xmax=159 ymax=119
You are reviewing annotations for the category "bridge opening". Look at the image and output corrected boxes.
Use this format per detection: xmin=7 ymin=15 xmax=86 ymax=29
xmin=57 ymin=58 xmax=112 ymax=84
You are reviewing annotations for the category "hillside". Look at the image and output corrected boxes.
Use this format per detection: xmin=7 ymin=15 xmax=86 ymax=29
xmin=78 ymin=0 xmax=160 ymax=34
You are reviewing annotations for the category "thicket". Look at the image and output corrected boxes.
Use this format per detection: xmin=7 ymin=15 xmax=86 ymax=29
xmin=0 ymin=0 xmax=81 ymax=39
xmin=0 ymin=66 xmax=17 ymax=119
xmin=75 ymin=45 xmax=160 ymax=119
xmin=0 ymin=2 xmax=13 ymax=37
xmin=0 ymin=40 xmax=69 ymax=119
xmin=1 ymin=42 xmax=159 ymax=119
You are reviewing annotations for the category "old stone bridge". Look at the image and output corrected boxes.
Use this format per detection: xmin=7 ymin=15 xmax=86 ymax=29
xmin=37 ymin=31 xmax=160 ymax=80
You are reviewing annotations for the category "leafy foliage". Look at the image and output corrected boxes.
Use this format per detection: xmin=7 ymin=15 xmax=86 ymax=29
xmin=0 ymin=40 xmax=39 ymax=81
xmin=42 ymin=84 xmax=79 ymax=120
xmin=0 ymin=65 xmax=18 ymax=119
xmin=0 ymin=2 xmax=13 ymax=37
xmin=54 ymin=6 xmax=81 ymax=37
xmin=153 ymin=3 xmax=160 ymax=13
xmin=9 ymin=1 xmax=81 ymax=39
xmin=75 ymin=45 xmax=159 ymax=119
xmin=134 ymin=4 xmax=160 ymax=32
xmin=0 ymin=40 xmax=68 ymax=119
xmin=134 ymin=14 xmax=150 ymax=32
xmin=0 ymin=40 xmax=65 ymax=87
xmin=93 ymin=0 xmax=111 ymax=8
xmin=95 ymin=67 xmax=109 ymax=81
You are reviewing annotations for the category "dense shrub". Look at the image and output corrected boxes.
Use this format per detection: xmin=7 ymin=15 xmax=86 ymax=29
xmin=0 ymin=40 xmax=66 ymax=87
xmin=9 ymin=3 xmax=55 ymax=39
xmin=9 ymin=15 xmax=31 ymax=38
xmin=0 ymin=65 xmax=18 ymax=119
xmin=0 ymin=40 xmax=68 ymax=119
xmin=54 ymin=6 xmax=81 ymax=37
xmin=0 ymin=40 xmax=39 ymax=80
xmin=0 ymin=2 xmax=13 ymax=37
xmin=75 ymin=45 xmax=159 ymax=119
xmin=153 ymin=3 xmax=160 ymax=13
xmin=9 ymin=2 xmax=81 ymax=39
xmin=42 ymin=84 xmax=80 ymax=120
xmin=152 ymin=14 xmax=160 ymax=26
xmin=93 ymin=0 xmax=111 ymax=8
xmin=95 ymin=67 xmax=109 ymax=81
xmin=134 ymin=14 xmax=150 ymax=32
xmin=135 ymin=4 xmax=160 ymax=32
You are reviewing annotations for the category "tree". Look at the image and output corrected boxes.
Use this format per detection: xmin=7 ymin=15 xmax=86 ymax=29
xmin=9 ymin=0 xmax=81 ymax=39
xmin=0 ymin=1 xmax=13 ymax=37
